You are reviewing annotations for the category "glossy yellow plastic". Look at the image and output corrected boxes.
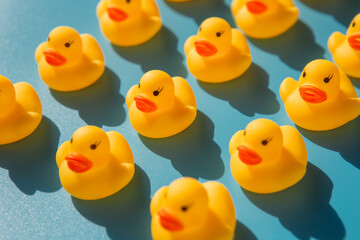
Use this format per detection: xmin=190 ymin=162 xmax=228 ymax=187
xmin=151 ymin=177 xmax=236 ymax=240
xmin=0 ymin=75 xmax=42 ymax=145
xmin=184 ymin=17 xmax=251 ymax=83
xmin=97 ymin=0 xmax=162 ymax=46
xmin=231 ymin=0 xmax=299 ymax=39
xmin=56 ymin=126 xmax=135 ymax=200
xmin=280 ymin=59 xmax=360 ymax=131
xmin=126 ymin=70 xmax=197 ymax=138
xmin=229 ymin=119 xmax=307 ymax=194
xmin=35 ymin=26 xmax=105 ymax=92
xmin=328 ymin=13 xmax=360 ymax=78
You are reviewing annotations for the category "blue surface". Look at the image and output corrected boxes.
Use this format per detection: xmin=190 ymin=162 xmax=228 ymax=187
xmin=0 ymin=0 xmax=359 ymax=239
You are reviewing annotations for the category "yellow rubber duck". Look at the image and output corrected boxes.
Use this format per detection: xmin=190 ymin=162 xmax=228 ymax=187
xmin=280 ymin=59 xmax=360 ymax=131
xmin=231 ymin=0 xmax=299 ymax=39
xmin=328 ymin=13 xmax=360 ymax=78
xmin=184 ymin=17 xmax=251 ymax=83
xmin=126 ymin=70 xmax=197 ymax=138
xmin=229 ymin=119 xmax=307 ymax=194
xmin=35 ymin=26 xmax=105 ymax=92
xmin=151 ymin=177 xmax=236 ymax=240
xmin=0 ymin=75 xmax=42 ymax=145
xmin=97 ymin=0 xmax=162 ymax=46
xmin=56 ymin=126 xmax=135 ymax=200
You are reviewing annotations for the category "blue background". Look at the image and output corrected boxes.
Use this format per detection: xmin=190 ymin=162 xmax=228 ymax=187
xmin=0 ymin=0 xmax=359 ymax=239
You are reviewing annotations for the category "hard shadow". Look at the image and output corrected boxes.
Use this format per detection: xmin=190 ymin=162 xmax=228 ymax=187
xmin=72 ymin=165 xmax=152 ymax=240
xmin=234 ymin=220 xmax=258 ymax=240
xmin=297 ymin=117 xmax=360 ymax=169
xmin=50 ymin=67 xmax=126 ymax=127
xmin=198 ymin=63 xmax=280 ymax=117
xmin=139 ymin=111 xmax=224 ymax=180
xmin=301 ymin=0 xmax=360 ymax=26
xmin=244 ymin=163 xmax=346 ymax=240
xmin=249 ymin=20 xmax=325 ymax=70
xmin=112 ymin=26 xmax=187 ymax=77
xmin=0 ymin=116 xmax=61 ymax=195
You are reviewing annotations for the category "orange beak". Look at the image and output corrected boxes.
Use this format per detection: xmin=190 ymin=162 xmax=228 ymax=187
xmin=348 ymin=33 xmax=360 ymax=51
xmin=246 ymin=1 xmax=267 ymax=14
xmin=194 ymin=40 xmax=217 ymax=57
xmin=158 ymin=208 xmax=184 ymax=231
xmin=299 ymin=85 xmax=327 ymax=104
xmin=237 ymin=145 xmax=262 ymax=165
xmin=65 ymin=153 xmax=93 ymax=173
xmin=134 ymin=95 xmax=157 ymax=113
xmin=107 ymin=6 xmax=128 ymax=22
xmin=43 ymin=49 xmax=67 ymax=66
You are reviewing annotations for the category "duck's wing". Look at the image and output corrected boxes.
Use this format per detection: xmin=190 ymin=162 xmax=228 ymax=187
xmin=14 ymin=82 xmax=42 ymax=115
xmin=231 ymin=0 xmax=246 ymax=15
xmin=173 ymin=76 xmax=196 ymax=108
xmin=280 ymin=77 xmax=297 ymax=102
xmin=35 ymin=42 xmax=47 ymax=63
xmin=150 ymin=186 xmax=169 ymax=216
xmin=339 ymin=70 xmax=357 ymax=98
xmin=231 ymin=29 xmax=251 ymax=57
xmin=142 ymin=0 xmax=161 ymax=19
xmin=281 ymin=125 xmax=307 ymax=166
xmin=184 ymin=35 xmax=196 ymax=55
xmin=328 ymin=32 xmax=346 ymax=54
xmin=126 ymin=85 xmax=139 ymax=108
xmin=229 ymin=130 xmax=244 ymax=155
xmin=56 ymin=141 xmax=70 ymax=167
xmin=107 ymin=131 xmax=134 ymax=165
xmin=81 ymin=34 xmax=105 ymax=65
xmin=96 ymin=0 xmax=108 ymax=18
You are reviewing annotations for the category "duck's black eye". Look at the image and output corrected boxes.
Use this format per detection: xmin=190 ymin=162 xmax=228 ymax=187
xmin=216 ymin=32 xmax=221 ymax=37
xmin=324 ymin=74 xmax=333 ymax=83
xmin=352 ymin=22 xmax=356 ymax=27
xmin=90 ymin=144 xmax=97 ymax=150
xmin=243 ymin=130 xmax=246 ymax=136
xmin=153 ymin=87 xmax=163 ymax=96
xmin=70 ymin=138 xmax=73 ymax=143
xmin=303 ymin=71 xmax=306 ymax=78
xmin=138 ymin=83 xmax=140 ymax=88
xmin=48 ymin=37 xmax=50 ymax=42
xmin=199 ymin=27 xmax=202 ymax=32
xmin=126 ymin=0 xmax=131 ymax=3
xmin=181 ymin=206 xmax=188 ymax=212
xmin=261 ymin=140 xmax=268 ymax=145
xmin=65 ymin=42 xmax=71 ymax=48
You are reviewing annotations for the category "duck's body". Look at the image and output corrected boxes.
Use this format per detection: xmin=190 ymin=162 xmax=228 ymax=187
xmin=185 ymin=17 xmax=251 ymax=83
xmin=0 ymin=76 xmax=42 ymax=145
xmin=151 ymin=178 xmax=236 ymax=240
xmin=231 ymin=0 xmax=299 ymax=39
xmin=97 ymin=0 xmax=161 ymax=46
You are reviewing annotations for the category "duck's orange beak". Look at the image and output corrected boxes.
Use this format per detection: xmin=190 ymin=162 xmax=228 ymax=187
xmin=107 ymin=6 xmax=128 ymax=22
xmin=65 ymin=153 xmax=93 ymax=173
xmin=134 ymin=95 xmax=157 ymax=113
xmin=237 ymin=145 xmax=262 ymax=165
xmin=246 ymin=1 xmax=267 ymax=14
xmin=43 ymin=49 xmax=67 ymax=66
xmin=299 ymin=85 xmax=327 ymax=104
xmin=194 ymin=40 xmax=217 ymax=57
xmin=348 ymin=33 xmax=360 ymax=51
xmin=158 ymin=208 xmax=184 ymax=232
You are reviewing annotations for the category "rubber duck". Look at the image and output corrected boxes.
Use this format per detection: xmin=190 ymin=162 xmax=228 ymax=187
xmin=184 ymin=17 xmax=251 ymax=83
xmin=280 ymin=59 xmax=360 ymax=131
xmin=231 ymin=0 xmax=299 ymax=39
xmin=56 ymin=126 xmax=135 ymax=200
xmin=0 ymin=75 xmax=42 ymax=145
xmin=97 ymin=0 xmax=162 ymax=46
xmin=35 ymin=26 xmax=105 ymax=92
xmin=229 ymin=119 xmax=307 ymax=194
xmin=328 ymin=13 xmax=360 ymax=78
xmin=151 ymin=177 xmax=236 ymax=240
xmin=126 ymin=70 xmax=197 ymax=138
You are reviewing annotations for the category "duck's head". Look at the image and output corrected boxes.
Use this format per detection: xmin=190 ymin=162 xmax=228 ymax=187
xmin=0 ymin=75 xmax=16 ymax=117
xmin=106 ymin=0 xmax=141 ymax=22
xmin=157 ymin=177 xmax=209 ymax=232
xmin=298 ymin=59 xmax=340 ymax=104
xmin=44 ymin=26 xmax=82 ymax=67
xmin=134 ymin=70 xmax=175 ymax=113
xmin=235 ymin=119 xmax=283 ymax=166
xmin=346 ymin=13 xmax=360 ymax=51
xmin=244 ymin=0 xmax=278 ymax=16
xmin=194 ymin=17 xmax=232 ymax=57
xmin=65 ymin=126 xmax=110 ymax=173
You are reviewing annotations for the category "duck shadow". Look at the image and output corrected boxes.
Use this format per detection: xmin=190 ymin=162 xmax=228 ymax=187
xmin=297 ymin=117 xmax=360 ymax=169
xmin=301 ymin=0 xmax=359 ymax=26
xmin=243 ymin=163 xmax=345 ymax=240
xmin=139 ymin=111 xmax=224 ymax=180
xmin=50 ymin=67 xmax=126 ymax=127
xmin=198 ymin=64 xmax=280 ymax=117
xmin=112 ymin=26 xmax=187 ymax=77
xmin=349 ymin=76 xmax=360 ymax=89
xmin=72 ymin=165 xmax=151 ymax=240
xmin=234 ymin=220 xmax=258 ymax=240
xmin=249 ymin=20 xmax=325 ymax=70
xmin=0 ymin=116 xmax=61 ymax=195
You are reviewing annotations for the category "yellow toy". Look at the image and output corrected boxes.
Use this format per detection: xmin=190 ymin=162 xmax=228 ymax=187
xmin=229 ymin=119 xmax=307 ymax=194
xmin=97 ymin=0 xmax=162 ymax=46
xmin=35 ymin=26 xmax=105 ymax=92
xmin=0 ymin=75 xmax=42 ymax=145
xmin=151 ymin=177 xmax=236 ymax=240
xmin=184 ymin=17 xmax=251 ymax=83
xmin=280 ymin=59 xmax=360 ymax=131
xmin=56 ymin=126 xmax=134 ymax=200
xmin=328 ymin=13 xmax=360 ymax=78
xmin=126 ymin=70 xmax=197 ymax=138
xmin=231 ymin=0 xmax=299 ymax=39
